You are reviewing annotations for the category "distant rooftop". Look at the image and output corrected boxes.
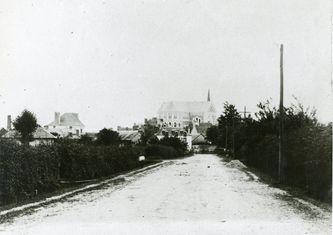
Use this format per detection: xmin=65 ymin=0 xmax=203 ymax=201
xmin=2 ymin=127 xmax=56 ymax=139
xmin=158 ymin=101 xmax=216 ymax=114
xmin=47 ymin=113 xmax=85 ymax=127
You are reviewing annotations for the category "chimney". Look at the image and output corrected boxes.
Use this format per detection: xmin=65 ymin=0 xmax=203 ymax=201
xmin=7 ymin=115 xmax=11 ymax=130
xmin=55 ymin=112 xmax=60 ymax=125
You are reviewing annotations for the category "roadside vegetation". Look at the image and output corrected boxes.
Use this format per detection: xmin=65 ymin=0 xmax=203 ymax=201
xmin=0 ymin=138 xmax=146 ymax=206
xmin=139 ymin=122 xmax=189 ymax=159
xmin=206 ymin=100 xmax=332 ymax=202
xmin=0 ymin=112 xmax=189 ymax=207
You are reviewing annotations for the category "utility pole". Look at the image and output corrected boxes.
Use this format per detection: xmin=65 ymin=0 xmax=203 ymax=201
xmin=279 ymin=44 xmax=284 ymax=183
xmin=232 ymin=118 xmax=235 ymax=154
xmin=240 ymin=106 xmax=251 ymax=119
xmin=225 ymin=125 xmax=228 ymax=150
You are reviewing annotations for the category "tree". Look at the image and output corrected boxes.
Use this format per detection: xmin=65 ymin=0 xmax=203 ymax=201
xmin=96 ymin=128 xmax=120 ymax=145
xmin=139 ymin=124 xmax=159 ymax=145
xmin=206 ymin=125 xmax=219 ymax=145
xmin=159 ymin=136 xmax=187 ymax=156
xmin=13 ymin=109 xmax=38 ymax=144
xmin=79 ymin=133 xmax=94 ymax=145
xmin=217 ymin=102 xmax=241 ymax=151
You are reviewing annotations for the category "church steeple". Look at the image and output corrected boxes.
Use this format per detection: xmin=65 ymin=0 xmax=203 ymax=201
xmin=207 ymin=89 xmax=211 ymax=102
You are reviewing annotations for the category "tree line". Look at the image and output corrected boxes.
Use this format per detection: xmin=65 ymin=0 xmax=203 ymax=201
xmin=206 ymin=100 xmax=332 ymax=202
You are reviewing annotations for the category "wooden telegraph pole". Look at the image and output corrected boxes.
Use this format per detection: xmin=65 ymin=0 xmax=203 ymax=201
xmin=279 ymin=44 xmax=284 ymax=183
xmin=241 ymin=106 xmax=251 ymax=119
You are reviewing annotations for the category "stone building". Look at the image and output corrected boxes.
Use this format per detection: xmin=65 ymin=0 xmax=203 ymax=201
xmin=44 ymin=112 xmax=85 ymax=138
xmin=157 ymin=90 xmax=217 ymax=130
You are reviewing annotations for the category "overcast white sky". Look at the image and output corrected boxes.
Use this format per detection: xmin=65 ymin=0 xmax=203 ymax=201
xmin=0 ymin=0 xmax=332 ymax=131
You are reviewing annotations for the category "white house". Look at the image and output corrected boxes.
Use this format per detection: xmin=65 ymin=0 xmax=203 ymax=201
xmin=44 ymin=112 xmax=85 ymax=138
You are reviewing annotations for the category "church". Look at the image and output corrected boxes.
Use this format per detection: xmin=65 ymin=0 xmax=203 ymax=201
xmin=157 ymin=90 xmax=217 ymax=130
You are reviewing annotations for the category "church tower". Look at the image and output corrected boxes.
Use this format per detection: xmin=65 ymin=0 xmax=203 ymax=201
xmin=207 ymin=89 xmax=211 ymax=102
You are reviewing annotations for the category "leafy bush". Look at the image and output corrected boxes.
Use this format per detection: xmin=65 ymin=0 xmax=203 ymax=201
xmin=144 ymin=136 xmax=188 ymax=159
xmin=96 ymin=128 xmax=121 ymax=146
xmin=144 ymin=145 xmax=179 ymax=159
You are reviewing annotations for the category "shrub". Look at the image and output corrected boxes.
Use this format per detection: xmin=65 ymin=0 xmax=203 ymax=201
xmin=0 ymin=139 xmax=146 ymax=206
xmin=0 ymin=139 xmax=60 ymax=205
xmin=55 ymin=139 xmax=143 ymax=180
xmin=144 ymin=145 xmax=179 ymax=159
xmin=144 ymin=136 xmax=188 ymax=159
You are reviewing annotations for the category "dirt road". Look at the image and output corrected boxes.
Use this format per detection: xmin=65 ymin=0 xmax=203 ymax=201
xmin=1 ymin=154 xmax=331 ymax=234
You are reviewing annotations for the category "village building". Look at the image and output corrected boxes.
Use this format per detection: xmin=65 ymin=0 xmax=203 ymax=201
xmin=155 ymin=90 xmax=217 ymax=149
xmin=0 ymin=128 xmax=8 ymax=137
xmin=2 ymin=127 xmax=56 ymax=146
xmin=157 ymin=90 xmax=217 ymax=130
xmin=118 ymin=130 xmax=141 ymax=145
xmin=44 ymin=112 xmax=85 ymax=138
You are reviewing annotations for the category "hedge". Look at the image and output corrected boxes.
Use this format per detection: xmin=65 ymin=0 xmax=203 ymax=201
xmin=0 ymin=139 xmax=60 ymax=205
xmin=0 ymin=139 xmax=144 ymax=206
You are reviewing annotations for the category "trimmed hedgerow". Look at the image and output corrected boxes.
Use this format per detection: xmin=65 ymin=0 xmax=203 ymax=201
xmin=0 ymin=139 xmax=144 ymax=206
xmin=0 ymin=139 xmax=60 ymax=205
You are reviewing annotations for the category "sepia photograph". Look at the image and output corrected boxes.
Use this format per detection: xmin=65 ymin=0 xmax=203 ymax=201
xmin=0 ymin=0 xmax=332 ymax=234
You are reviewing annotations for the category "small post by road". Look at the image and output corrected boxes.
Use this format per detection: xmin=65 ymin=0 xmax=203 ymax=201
xmin=279 ymin=44 xmax=284 ymax=183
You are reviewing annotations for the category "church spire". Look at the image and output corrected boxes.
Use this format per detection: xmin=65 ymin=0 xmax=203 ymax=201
xmin=207 ymin=89 xmax=211 ymax=102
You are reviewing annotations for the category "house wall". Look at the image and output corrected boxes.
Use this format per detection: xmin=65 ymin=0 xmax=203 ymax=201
xmin=203 ymin=111 xmax=217 ymax=124
xmin=45 ymin=125 xmax=84 ymax=137
xmin=158 ymin=111 xmax=206 ymax=129
xmin=30 ymin=139 xmax=55 ymax=147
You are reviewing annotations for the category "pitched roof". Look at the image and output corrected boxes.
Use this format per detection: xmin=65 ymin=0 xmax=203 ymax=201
xmin=2 ymin=130 xmax=19 ymax=138
xmin=0 ymin=128 xmax=8 ymax=137
xmin=191 ymin=125 xmax=209 ymax=144
xmin=119 ymin=131 xmax=141 ymax=143
xmin=192 ymin=133 xmax=207 ymax=144
xmin=33 ymin=127 xmax=57 ymax=139
xmin=47 ymin=113 xmax=84 ymax=127
xmin=158 ymin=101 xmax=216 ymax=114
xmin=196 ymin=123 xmax=212 ymax=135
xmin=2 ymin=127 xmax=56 ymax=139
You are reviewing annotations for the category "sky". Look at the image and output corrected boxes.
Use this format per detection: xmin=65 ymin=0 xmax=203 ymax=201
xmin=0 ymin=0 xmax=332 ymax=131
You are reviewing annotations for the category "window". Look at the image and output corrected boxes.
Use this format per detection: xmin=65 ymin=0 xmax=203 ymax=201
xmin=69 ymin=126 xmax=72 ymax=129
xmin=80 ymin=129 xmax=83 ymax=133
xmin=169 ymin=122 xmax=171 ymax=127
xmin=174 ymin=122 xmax=177 ymax=127
xmin=178 ymin=123 xmax=181 ymax=127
